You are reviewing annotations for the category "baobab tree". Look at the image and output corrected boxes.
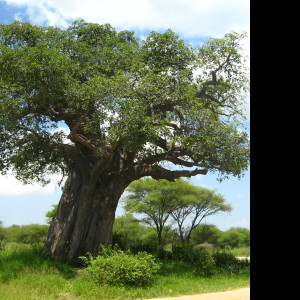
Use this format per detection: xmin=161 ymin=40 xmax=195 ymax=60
xmin=0 ymin=20 xmax=249 ymax=262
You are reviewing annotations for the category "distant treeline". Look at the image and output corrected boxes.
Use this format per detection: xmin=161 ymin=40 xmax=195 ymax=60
xmin=1 ymin=217 xmax=249 ymax=254
xmin=112 ymin=214 xmax=250 ymax=252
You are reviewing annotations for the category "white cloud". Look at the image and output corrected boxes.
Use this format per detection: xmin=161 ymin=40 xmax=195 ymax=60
xmin=233 ymin=218 xmax=249 ymax=228
xmin=3 ymin=0 xmax=250 ymax=37
xmin=236 ymin=193 xmax=244 ymax=199
xmin=193 ymin=174 xmax=203 ymax=183
xmin=0 ymin=172 xmax=61 ymax=196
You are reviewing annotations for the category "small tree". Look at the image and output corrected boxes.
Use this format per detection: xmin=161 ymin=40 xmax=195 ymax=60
xmin=123 ymin=178 xmax=178 ymax=246
xmin=123 ymin=178 xmax=232 ymax=245
xmin=170 ymin=186 xmax=232 ymax=244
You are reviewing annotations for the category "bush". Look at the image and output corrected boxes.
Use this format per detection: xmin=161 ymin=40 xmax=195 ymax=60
xmin=213 ymin=251 xmax=250 ymax=274
xmin=194 ymin=248 xmax=216 ymax=277
xmin=171 ymin=243 xmax=196 ymax=262
xmin=154 ymin=246 xmax=173 ymax=260
xmin=172 ymin=243 xmax=217 ymax=277
xmin=6 ymin=224 xmax=49 ymax=253
xmin=190 ymin=224 xmax=222 ymax=246
xmin=217 ymin=227 xmax=250 ymax=249
xmin=130 ymin=241 xmax=157 ymax=255
xmin=80 ymin=246 xmax=161 ymax=286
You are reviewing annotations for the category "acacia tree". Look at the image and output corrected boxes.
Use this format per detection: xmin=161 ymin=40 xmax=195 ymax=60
xmin=123 ymin=178 xmax=178 ymax=246
xmin=169 ymin=185 xmax=232 ymax=244
xmin=0 ymin=20 xmax=249 ymax=262
xmin=124 ymin=178 xmax=231 ymax=245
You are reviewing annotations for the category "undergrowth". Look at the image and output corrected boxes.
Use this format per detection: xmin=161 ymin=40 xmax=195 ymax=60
xmin=0 ymin=243 xmax=250 ymax=300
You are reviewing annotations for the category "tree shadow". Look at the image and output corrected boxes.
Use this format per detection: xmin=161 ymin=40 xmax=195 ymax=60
xmin=0 ymin=245 xmax=77 ymax=283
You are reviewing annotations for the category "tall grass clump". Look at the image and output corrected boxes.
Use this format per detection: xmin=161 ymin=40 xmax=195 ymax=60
xmin=80 ymin=246 xmax=161 ymax=286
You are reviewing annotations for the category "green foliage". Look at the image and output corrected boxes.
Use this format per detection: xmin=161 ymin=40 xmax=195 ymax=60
xmin=5 ymin=224 xmax=49 ymax=253
xmin=190 ymin=224 xmax=222 ymax=246
xmin=129 ymin=241 xmax=158 ymax=255
xmin=124 ymin=178 xmax=232 ymax=245
xmin=141 ymin=29 xmax=195 ymax=73
xmin=229 ymin=246 xmax=250 ymax=257
xmin=0 ymin=221 xmax=7 ymax=250
xmin=123 ymin=178 xmax=181 ymax=246
xmin=194 ymin=248 xmax=216 ymax=277
xmin=171 ymin=243 xmax=197 ymax=262
xmin=112 ymin=214 xmax=148 ymax=250
xmin=170 ymin=242 xmax=249 ymax=277
xmin=45 ymin=204 xmax=58 ymax=224
xmin=0 ymin=244 xmax=249 ymax=299
xmin=213 ymin=251 xmax=250 ymax=274
xmin=217 ymin=227 xmax=250 ymax=249
xmin=171 ymin=244 xmax=217 ymax=277
xmin=154 ymin=246 xmax=173 ymax=260
xmin=1 ymin=20 xmax=249 ymax=188
xmin=80 ymin=246 xmax=161 ymax=286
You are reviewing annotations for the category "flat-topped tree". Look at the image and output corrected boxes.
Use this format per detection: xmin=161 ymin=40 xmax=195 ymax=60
xmin=0 ymin=20 xmax=250 ymax=262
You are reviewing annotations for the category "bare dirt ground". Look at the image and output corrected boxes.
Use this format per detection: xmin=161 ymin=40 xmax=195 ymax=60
xmin=144 ymin=287 xmax=250 ymax=300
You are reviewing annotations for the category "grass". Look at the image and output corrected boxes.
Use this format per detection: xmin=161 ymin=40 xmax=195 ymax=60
xmin=0 ymin=244 xmax=250 ymax=300
xmin=229 ymin=247 xmax=250 ymax=257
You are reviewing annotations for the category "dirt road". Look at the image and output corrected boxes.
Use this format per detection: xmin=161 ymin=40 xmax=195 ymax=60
xmin=144 ymin=287 xmax=250 ymax=300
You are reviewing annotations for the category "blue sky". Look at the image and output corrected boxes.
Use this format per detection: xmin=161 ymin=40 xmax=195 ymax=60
xmin=0 ymin=0 xmax=250 ymax=231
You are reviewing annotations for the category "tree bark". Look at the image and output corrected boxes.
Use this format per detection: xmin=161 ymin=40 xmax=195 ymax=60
xmin=43 ymin=166 xmax=125 ymax=262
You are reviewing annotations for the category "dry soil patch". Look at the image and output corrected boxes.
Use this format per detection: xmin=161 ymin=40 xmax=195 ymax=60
xmin=143 ymin=287 xmax=250 ymax=300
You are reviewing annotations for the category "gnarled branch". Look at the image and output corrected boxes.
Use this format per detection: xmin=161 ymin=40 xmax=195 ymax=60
xmin=139 ymin=164 xmax=208 ymax=181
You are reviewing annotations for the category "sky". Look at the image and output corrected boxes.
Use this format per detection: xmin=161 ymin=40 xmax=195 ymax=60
xmin=0 ymin=0 xmax=250 ymax=231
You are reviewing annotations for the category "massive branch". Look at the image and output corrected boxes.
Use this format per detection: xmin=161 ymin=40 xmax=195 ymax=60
xmin=127 ymin=163 xmax=208 ymax=182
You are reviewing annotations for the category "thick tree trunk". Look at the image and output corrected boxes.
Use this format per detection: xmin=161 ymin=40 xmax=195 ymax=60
xmin=43 ymin=167 xmax=125 ymax=262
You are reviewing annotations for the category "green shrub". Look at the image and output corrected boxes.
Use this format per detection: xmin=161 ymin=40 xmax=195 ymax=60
xmin=194 ymin=248 xmax=216 ymax=277
xmin=171 ymin=243 xmax=196 ymax=262
xmin=213 ymin=251 xmax=250 ymax=274
xmin=130 ymin=241 xmax=157 ymax=255
xmin=171 ymin=244 xmax=217 ymax=277
xmin=154 ymin=246 xmax=172 ymax=260
xmin=80 ymin=246 xmax=161 ymax=286
xmin=217 ymin=227 xmax=250 ymax=249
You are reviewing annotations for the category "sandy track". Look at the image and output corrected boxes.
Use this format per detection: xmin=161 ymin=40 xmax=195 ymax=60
xmin=143 ymin=287 xmax=250 ymax=300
